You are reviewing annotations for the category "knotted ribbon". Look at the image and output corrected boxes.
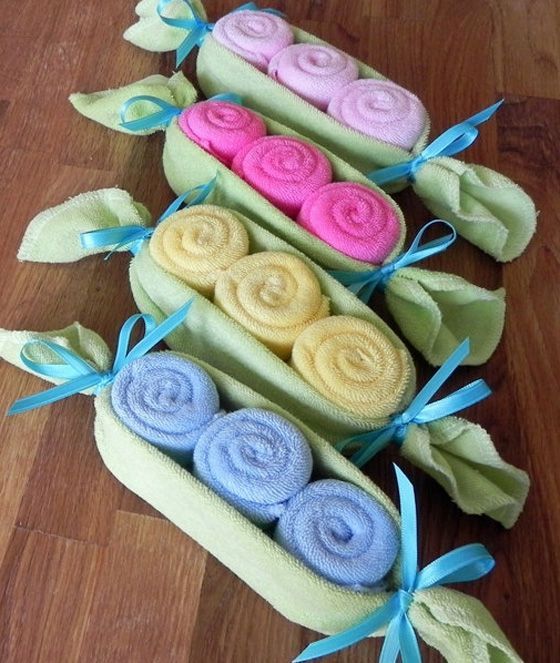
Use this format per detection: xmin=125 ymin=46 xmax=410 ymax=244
xmin=119 ymin=92 xmax=242 ymax=133
xmin=329 ymin=220 xmax=457 ymax=302
xmin=157 ymin=0 xmax=285 ymax=66
xmin=79 ymin=177 xmax=217 ymax=257
xmin=7 ymin=300 xmax=194 ymax=415
xmin=336 ymin=338 xmax=491 ymax=467
xmin=367 ymin=100 xmax=504 ymax=186
xmin=293 ymin=464 xmax=495 ymax=662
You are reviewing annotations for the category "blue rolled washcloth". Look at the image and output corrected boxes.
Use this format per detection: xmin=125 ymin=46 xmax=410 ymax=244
xmin=111 ymin=352 xmax=221 ymax=463
xmin=275 ymin=479 xmax=399 ymax=590
xmin=193 ymin=408 xmax=313 ymax=526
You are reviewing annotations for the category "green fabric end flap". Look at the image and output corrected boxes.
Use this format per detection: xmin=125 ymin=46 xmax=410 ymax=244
xmin=385 ymin=267 xmax=506 ymax=366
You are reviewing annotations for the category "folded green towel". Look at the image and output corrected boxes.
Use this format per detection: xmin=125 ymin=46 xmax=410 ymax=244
xmin=122 ymin=1 xmax=536 ymax=262
xmin=69 ymin=72 xmax=409 ymax=273
xmin=0 ymin=316 xmax=522 ymax=662
xmin=17 ymin=189 xmax=528 ymax=526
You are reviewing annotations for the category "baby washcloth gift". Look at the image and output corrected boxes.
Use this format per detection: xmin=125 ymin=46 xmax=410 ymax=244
xmin=0 ymin=305 xmax=523 ymax=662
xmin=123 ymin=0 xmax=537 ymax=262
xmin=18 ymin=188 xmax=528 ymax=527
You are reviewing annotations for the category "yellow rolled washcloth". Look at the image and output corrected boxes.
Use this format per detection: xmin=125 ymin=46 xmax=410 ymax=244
xmin=214 ymin=251 xmax=330 ymax=360
xmin=149 ymin=205 xmax=250 ymax=297
xmin=291 ymin=316 xmax=411 ymax=418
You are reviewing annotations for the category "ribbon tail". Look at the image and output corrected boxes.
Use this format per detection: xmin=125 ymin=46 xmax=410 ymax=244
xmin=398 ymin=614 xmax=422 ymax=663
xmin=367 ymin=162 xmax=412 ymax=186
xmin=348 ymin=427 xmax=395 ymax=468
xmin=379 ymin=617 xmax=402 ymax=663
xmin=176 ymin=26 xmax=205 ymax=65
xmin=8 ymin=372 xmax=102 ymax=415
xmin=415 ymin=379 xmax=491 ymax=424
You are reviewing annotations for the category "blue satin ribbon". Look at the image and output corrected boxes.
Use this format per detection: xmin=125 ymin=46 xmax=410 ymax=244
xmin=119 ymin=92 xmax=243 ymax=132
xmin=79 ymin=176 xmax=218 ymax=257
xmin=367 ymin=100 xmax=504 ymax=186
xmin=329 ymin=220 xmax=457 ymax=303
xmin=7 ymin=300 xmax=194 ymax=416
xmin=336 ymin=338 xmax=491 ymax=468
xmin=293 ymin=464 xmax=495 ymax=662
xmin=157 ymin=0 xmax=285 ymax=66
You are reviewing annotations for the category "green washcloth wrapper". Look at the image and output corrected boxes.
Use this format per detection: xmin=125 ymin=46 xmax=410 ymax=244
xmin=122 ymin=1 xmax=536 ymax=262
xmin=18 ymin=189 xmax=528 ymax=526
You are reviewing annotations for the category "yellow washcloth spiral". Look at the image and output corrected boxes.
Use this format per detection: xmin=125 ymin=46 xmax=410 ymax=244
xmin=291 ymin=316 xmax=411 ymax=418
xmin=214 ymin=251 xmax=330 ymax=359
xmin=149 ymin=205 xmax=250 ymax=297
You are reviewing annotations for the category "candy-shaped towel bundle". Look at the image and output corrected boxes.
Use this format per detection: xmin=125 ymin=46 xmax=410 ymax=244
xmin=125 ymin=1 xmax=537 ymax=262
xmin=0 ymin=311 xmax=523 ymax=662
xmin=69 ymin=72 xmax=408 ymax=272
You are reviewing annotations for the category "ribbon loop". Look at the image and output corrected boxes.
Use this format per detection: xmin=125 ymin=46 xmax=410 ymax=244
xmin=329 ymin=219 xmax=457 ymax=303
xmin=293 ymin=465 xmax=495 ymax=662
xmin=335 ymin=338 xmax=492 ymax=468
xmin=119 ymin=95 xmax=183 ymax=132
xmin=7 ymin=300 xmax=194 ymax=416
xmin=367 ymin=100 xmax=504 ymax=186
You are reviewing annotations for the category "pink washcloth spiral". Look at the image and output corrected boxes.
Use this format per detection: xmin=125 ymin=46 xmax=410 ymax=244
xmin=327 ymin=79 xmax=428 ymax=150
xmin=268 ymin=44 xmax=359 ymax=111
xmin=232 ymin=136 xmax=333 ymax=218
xmin=178 ymin=100 xmax=267 ymax=167
xmin=297 ymin=182 xmax=400 ymax=263
xmin=212 ymin=10 xmax=294 ymax=72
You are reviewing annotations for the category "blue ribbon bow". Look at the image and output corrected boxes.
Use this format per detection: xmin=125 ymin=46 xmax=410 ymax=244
xmin=119 ymin=92 xmax=243 ymax=133
xmin=294 ymin=465 xmax=495 ymax=662
xmin=7 ymin=300 xmax=194 ymax=416
xmin=367 ymin=100 xmax=504 ymax=186
xmin=157 ymin=0 xmax=285 ymax=66
xmin=293 ymin=465 xmax=495 ymax=663
xmin=79 ymin=177 xmax=218 ymax=257
xmin=336 ymin=338 xmax=491 ymax=468
xmin=329 ymin=220 xmax=457 ymax=303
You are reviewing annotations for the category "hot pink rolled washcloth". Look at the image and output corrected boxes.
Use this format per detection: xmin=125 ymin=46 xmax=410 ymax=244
xmin=327 ymin=79 xmax=428 ymax=150
xmin=178 ymin=101 xmax=267 ymax=167
xmin=297 ymin=182 xmax=400 ymax=263
xmin=232 ymin=136 xmax=333 ymax=218
xmin=268 ymin=44 xmax=359 ymax=111
xmin=212 ymin=10 xmax=294 ymax=72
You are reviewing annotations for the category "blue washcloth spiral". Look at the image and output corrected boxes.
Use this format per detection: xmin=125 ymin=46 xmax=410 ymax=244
xmin=111 ymin=352 xmax=220 ymax=463
xmin=275 ymin=479 xmax=399 ymax=589
xmin=193 ymin=408 xmax=313 ymax=526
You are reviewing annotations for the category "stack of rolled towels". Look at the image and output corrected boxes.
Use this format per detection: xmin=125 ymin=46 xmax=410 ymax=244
xmin=148 ymin=206 xmax=411 ymax=418
xmin=177 ymin=99 xmax=401 ymax=263
xmin=111 ymin=351 xmax=400 ymax=590
xmin=211 ymin=10 xmax=428 ymax=150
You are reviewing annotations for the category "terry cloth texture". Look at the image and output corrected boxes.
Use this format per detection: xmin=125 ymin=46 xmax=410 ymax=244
xmin=275 ymin=479 xmax=399 ymax=589
xmin=298 ymin=182 xmax=401 ymax=263
xmin=214 ymin=251 xmax=330 ymax=360
xmin=291 ymin=315 xmax=412 ymax=419
xmin=111 ymin=352 xmax=220 ymax=463
xmin=268 ymin=43 xmax=359 ymax=111
xmin=193 ymin=407 xmax=313 ymax=526
xmin=178 ymin=100 xmax=267 ymax=166
xmin=149 ymin=204 xmax=250 ymax=297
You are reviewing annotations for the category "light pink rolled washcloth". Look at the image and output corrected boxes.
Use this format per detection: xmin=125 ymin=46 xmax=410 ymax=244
xmin=232 ymin=136 xmax=333 ymax=218
xmin=297 ymin=182 xmax=400 ymax=263
xmin=178 ymin=101 xmax=267 ymax=167
xmin=212 ymin=10 xmax=294 ymax=72
xmin=327 ymin=79 xmax=428 ymax=150
xmin=268 ymin=44 xmax=359 ymax=111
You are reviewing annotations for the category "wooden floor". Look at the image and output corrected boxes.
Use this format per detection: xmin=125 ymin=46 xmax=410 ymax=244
xmin=0 ymin=0 xmax=559 ymax=660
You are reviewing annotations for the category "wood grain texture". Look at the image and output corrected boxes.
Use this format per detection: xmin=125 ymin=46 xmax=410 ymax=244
xmin=0 ymin=0 xmax=558 ymax=660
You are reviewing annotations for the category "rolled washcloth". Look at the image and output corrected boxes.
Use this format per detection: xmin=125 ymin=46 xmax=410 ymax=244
xmin=193 ymin=408 xmax=313 ymax=526
xmin=178 ymin=100 xmax=267 ymax=167
xmin=231 ymin=135 xmax=333 ymax=218
xmin=149 ymin=205 xmax=250 ymax=297
xmin=212 ymin=9 xmax=294 ymax=72
xmin=268 ymin=44 xmax=359 ymax=111
xmin=111 ymin=353 xmax=221 ymax=463
xmin=327 ymin=79 xmax=428 ymax=150
xmin=275 ymin=479 xmax=399 ymax=590
xmin=297 ymin=182 xmax=401 ymax=263
xmin=291 ymin=316 xmax=411 ymax=418
xmin=214 ymin=251 xmax=330 ymax=360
